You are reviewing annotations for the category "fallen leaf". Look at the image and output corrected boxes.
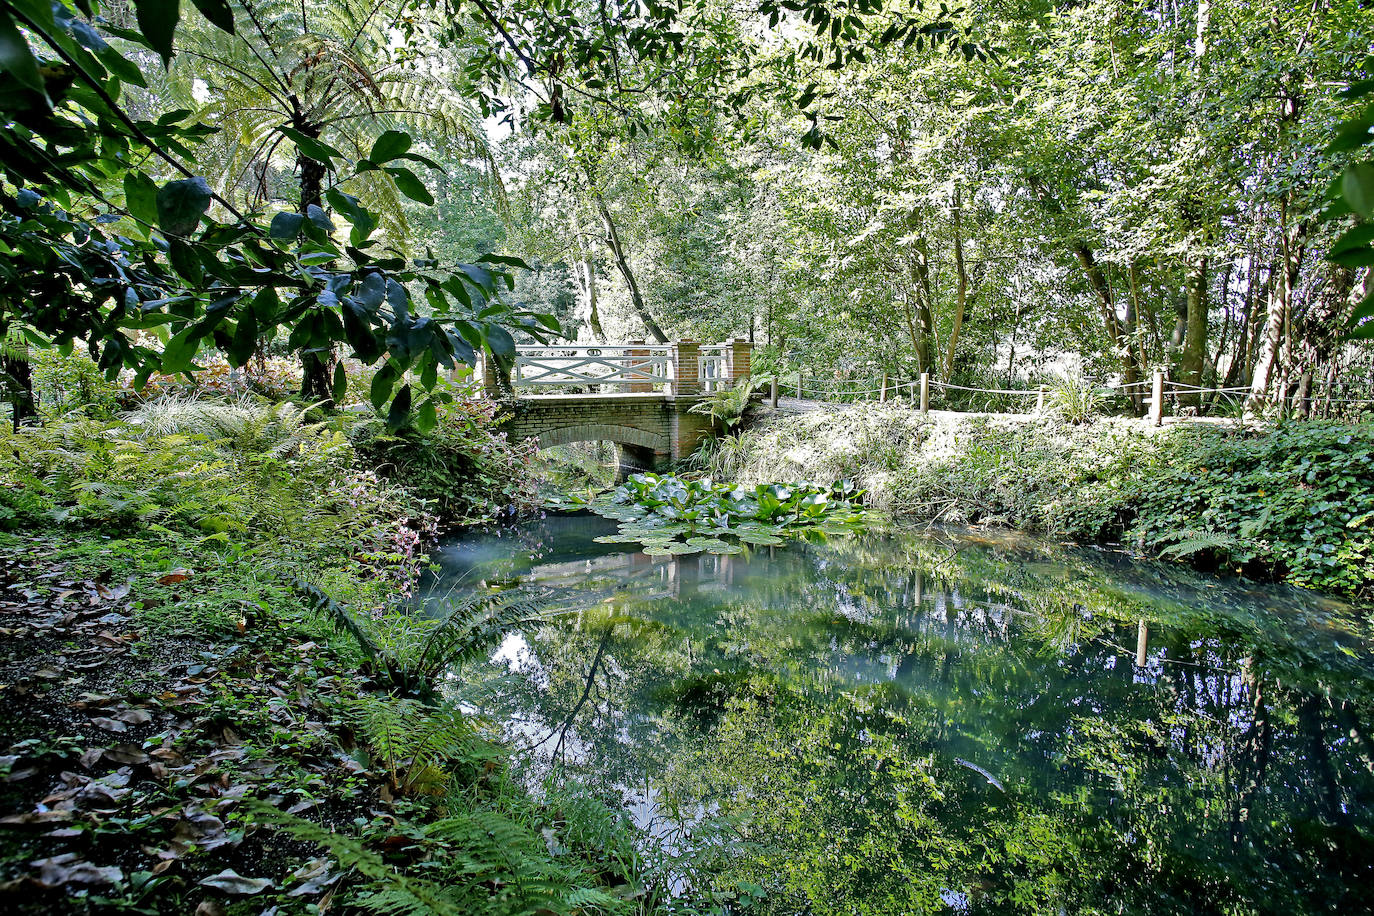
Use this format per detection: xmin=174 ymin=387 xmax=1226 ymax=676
xmin=104 ymin=744 xmax=150 ymax=766
xmin=31 ymin=853 xmax=124 ymax=887
xmin=113 ymin=709 xmax=153 ymax=725
xmin=286 ymin=857 xmax=338 ymax=897
xmin=158 ymin=569 xmax=192 ymax=586
xmin=90 ymin=717 xmax=128 ymax=733
xmin=198 ymin=869 xmax=272 ymax=895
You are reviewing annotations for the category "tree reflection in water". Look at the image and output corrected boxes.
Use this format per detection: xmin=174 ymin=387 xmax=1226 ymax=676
xmin=420 ymin=514 xmax=1374 ymax=915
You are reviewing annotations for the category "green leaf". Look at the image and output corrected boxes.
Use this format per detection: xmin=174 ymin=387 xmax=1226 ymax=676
xmin=227 ymin=306 xmax=257 ymax=366
xmin=370 ymin=361 xmax=398 ymax=410
xmin=1328 ymin=107 xmax=1374 ymax=153
xmin=369 ymin=129 xmax=413 ymax=164
xmin=189 ymin=0 xmax=234 ymax=33
xmin=134 ymin=0 xmax=180 ymax=66
xmin=1342 ymin=163 xmax=1374 ymax=219
xmin=278 ymin=127 xmax=342 ymax=168
xmin=485 ymin=323 xmax=515 ymax=358
xmin=386 ymin=166 xmax=433 ymax=205
xmin=269 ymin=211 xmax=305 ymax=240
xmin=123 ymin=172 xmax=159 ymax=227
xmin=476 ymin=253 xmax=532 ymax=271
xmin=156 ymin=177 xmax=211 ymax=235
xmin=160 ymin=325 xmax=200 ymax=375
xmin=415 ymin=397 xmax=437 ymax=432
xmin=0 ymin=9 xmax=47 ymax=98
xmin=386 ymin=383 xmax=412 ymax=432
xmin=331 ymin=361 xmax=347 ymax=404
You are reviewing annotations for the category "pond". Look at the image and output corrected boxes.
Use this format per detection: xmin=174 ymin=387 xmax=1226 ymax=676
xmin=420 ymin=512 xmax=1374 ymax=915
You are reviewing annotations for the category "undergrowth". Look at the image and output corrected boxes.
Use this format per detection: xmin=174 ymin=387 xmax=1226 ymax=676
xmin=0 ymin=394 xmax=651 ymax=914
xmin=728 ymin=407 xmax=1374 ymax=600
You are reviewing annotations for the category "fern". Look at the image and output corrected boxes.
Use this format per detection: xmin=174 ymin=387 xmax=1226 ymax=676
xmin=344 ymin=695 xmax=481 ymax=794
xmin=298 ymin=578 xmax=379 ymax=661
xmin=1155 ymin=529 xmax=1242 ymax=559
xmin=254 ymin=802 xmax=632 ymax=916
xmin=302 ymin=580 xmax=554 ymax=698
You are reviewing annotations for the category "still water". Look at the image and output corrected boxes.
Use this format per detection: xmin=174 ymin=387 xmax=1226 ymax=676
xmin=423 ymin=512 xmax=1374 ymax=915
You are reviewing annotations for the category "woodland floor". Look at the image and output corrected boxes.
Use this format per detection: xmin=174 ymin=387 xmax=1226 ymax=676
xmin=0 ymin=535 xmax=375 ymax=914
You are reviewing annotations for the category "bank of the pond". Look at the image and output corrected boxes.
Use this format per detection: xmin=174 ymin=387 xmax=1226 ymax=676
xmin=0 ymin=401 xmax=646 ymax=915
xmin=711 ymin=406 xmax=1374 ymax=600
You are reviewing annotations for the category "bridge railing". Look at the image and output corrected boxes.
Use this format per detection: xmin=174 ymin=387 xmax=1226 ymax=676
xmin=511 ymin=345 xmax=674 ymax=390
xmin=699 ymin=344 xmax=729 ymax=392
xmin=485 ymin=338 xmax=752 ymax=397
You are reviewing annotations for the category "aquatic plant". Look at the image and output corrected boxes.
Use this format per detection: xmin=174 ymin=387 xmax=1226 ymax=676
xmin=577 ymin=472 xmax=868 ymax=554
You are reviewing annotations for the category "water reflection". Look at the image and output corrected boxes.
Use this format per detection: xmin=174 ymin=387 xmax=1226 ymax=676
xmin=421 ymin=513 xmax=1374 ymax=915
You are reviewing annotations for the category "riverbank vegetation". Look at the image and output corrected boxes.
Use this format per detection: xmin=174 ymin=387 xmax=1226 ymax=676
xmin=720 ymin=407 xmax=1374 ymax=600
xmin=0 ymin=390 xmax=655 ymax=913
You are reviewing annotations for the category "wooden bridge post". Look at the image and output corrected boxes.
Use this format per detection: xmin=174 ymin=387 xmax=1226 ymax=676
xmin=919 ymin=372 xmax=930 ymax=415
xmin=728 ymin=338 xmax=752 ymax=386
xmin=670 ymin=340 xmax=701 ymax=397
xmin=1150 ymin=369 xmax=1165 ymax=427
xmin=769 ymin=378 xmax=779 ymax=407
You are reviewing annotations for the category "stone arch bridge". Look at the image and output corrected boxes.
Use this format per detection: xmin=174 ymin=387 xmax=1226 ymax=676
xmin=478 ymin=339 xmax=752 ymax=478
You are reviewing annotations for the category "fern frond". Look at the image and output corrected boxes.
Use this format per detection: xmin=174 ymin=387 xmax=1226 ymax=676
xmin=297 ymin=579 xmax=379 ymax=661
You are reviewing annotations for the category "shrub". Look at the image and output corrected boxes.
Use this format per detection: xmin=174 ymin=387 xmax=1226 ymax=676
xmin=725 ymin=406 xmax=1374 ymax=599
xmin=1132 ymin=422 xmax=1374 ymax=596
xmin=351 ymin=394 xmax=538 ymax=527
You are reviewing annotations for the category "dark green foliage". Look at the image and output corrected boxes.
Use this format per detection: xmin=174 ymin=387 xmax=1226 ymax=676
xmin=305 ymin=580 xmax=552 ymax=699
xmin=733 ymin=410 xmax=1374 ymax=599
xmin=1134 ymin=422 xmax=1374 ymax=596
xmin=255 ymin=801 xmax=634 ymax=916
xmin=351 ymin=398 xmax=539 ymax=526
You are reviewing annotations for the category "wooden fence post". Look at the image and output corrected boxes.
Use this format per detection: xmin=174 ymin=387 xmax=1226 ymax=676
xmin=796 ymin=371 xmax=803 ymax=399
xmin=1035 ymin=385 xmax=1045 ymax=413
xmin=769 ymin=378 xmax=779 ymax=408
xmin=880 ymin=371 xmax=890 ymax=403
xmin=919 ymin=372 xmax=930 ymax=415
xmin=1150 ymin=369 xmax=1164 ymax=427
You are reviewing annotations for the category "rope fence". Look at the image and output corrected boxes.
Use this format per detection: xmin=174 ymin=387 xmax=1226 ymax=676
xmin=765 ymin=369 xmax=1374 ymax=423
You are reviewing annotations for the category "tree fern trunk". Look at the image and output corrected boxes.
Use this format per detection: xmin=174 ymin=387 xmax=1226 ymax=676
xmin=2 ymin=353 xmax=36 ymax=431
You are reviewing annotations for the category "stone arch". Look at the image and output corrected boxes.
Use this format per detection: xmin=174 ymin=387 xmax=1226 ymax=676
xmin=535 ymin=423 xmax=669 ymax=454
xmin=533 ymin=424 xmax=670 ymax=482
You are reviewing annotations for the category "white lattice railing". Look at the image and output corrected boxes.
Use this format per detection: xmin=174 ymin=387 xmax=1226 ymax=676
xmin=511 ymin=345 xmax=673 ymax=389
xmin=699 ymin=345 xmax=729 ymax=392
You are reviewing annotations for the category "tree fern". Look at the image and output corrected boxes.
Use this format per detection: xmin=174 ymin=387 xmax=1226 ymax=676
xmin=158 ymin=0 xmax=498 ymax=241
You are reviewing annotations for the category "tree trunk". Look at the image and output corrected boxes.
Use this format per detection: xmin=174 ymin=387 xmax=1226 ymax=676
xmin=596 ymin=197 xmax=667 ymax=343
xmin=2 ymin=352 xmax=36 ymax=431
xmin=1248 ymin=199 xmax=1306 ymax=415
xmin=1180 ymin=255 xmax=1209 ymax=408
xmin=576 ymin=232 xmax=604 ymax=343
xmin=300 ymin=350 xmax=335 ymax=407
xmin=1073 ymin=242 xmax=1142 ymax=396
xmin=295 ymin=123 xmax=333 ymax=407
xmin=943 ymin=184 xmax=969 ymax=379
xmin=911 ymin=238 xmax=935 ymax=374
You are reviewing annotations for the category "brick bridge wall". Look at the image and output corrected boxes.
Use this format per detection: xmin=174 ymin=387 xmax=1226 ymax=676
xmin=495 ymin=393 xmax=712 ymax=476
